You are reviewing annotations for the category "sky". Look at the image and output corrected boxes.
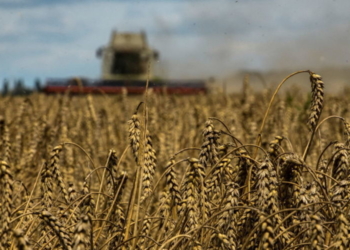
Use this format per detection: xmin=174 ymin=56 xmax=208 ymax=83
xmin=1 ymin=0 xmax=350 ymax=88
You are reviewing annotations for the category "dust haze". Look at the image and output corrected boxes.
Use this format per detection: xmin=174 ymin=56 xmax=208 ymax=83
xmin=150 ymin=0 xmax=350 ymax=93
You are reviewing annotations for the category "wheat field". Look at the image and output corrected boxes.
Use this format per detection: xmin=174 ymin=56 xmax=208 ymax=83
xmin=1 ymin=70 xmax=350 ymax=249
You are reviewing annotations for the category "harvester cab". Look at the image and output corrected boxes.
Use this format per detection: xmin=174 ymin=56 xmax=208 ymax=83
xmin=96 ymin=31 xmax=158 ymax=81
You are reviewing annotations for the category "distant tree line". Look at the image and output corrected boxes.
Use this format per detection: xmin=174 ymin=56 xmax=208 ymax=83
xmin=2 ymin=78 xmax=42 ymax=95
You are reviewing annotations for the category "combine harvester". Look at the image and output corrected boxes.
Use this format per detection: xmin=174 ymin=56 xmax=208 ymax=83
xmin=44 ymin=31 xmax=208 ymax=95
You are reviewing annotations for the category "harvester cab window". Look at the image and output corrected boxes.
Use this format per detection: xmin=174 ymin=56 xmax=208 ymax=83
xmin=112 ymin=52 xmax=146 ymax=75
